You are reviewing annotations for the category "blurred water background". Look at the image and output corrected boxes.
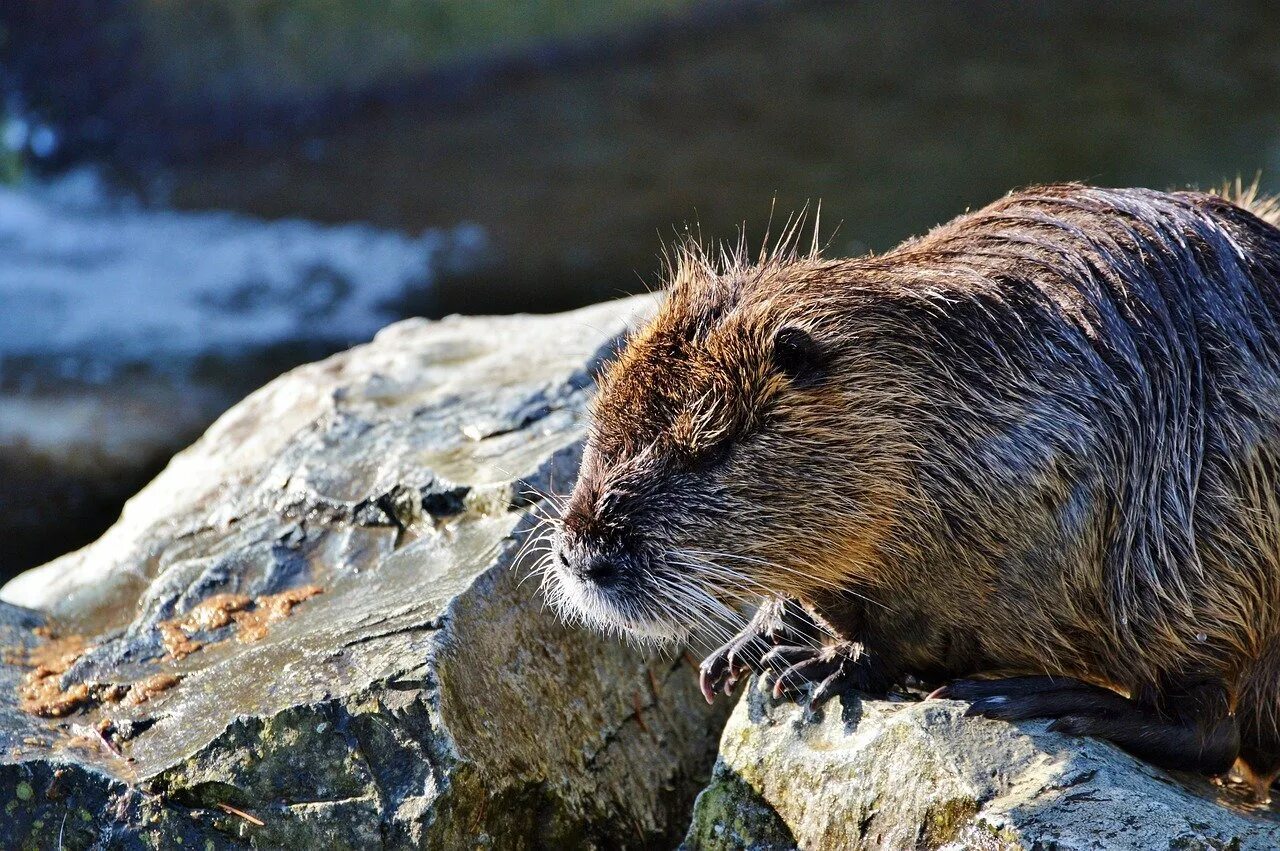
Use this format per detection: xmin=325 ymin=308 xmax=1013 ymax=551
xmin=1 ymin=0 xmax=1279 ymax=577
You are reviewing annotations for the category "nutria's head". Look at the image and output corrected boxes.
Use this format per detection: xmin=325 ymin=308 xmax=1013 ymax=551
xmin=545 ymin=245 xmax=919 ymax=642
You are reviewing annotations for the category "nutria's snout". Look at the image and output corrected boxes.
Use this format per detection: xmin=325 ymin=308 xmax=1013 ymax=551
xmin=554 ymin=480 xmax=625 ymax=584
xmin=552 ymin=464 xmax=647 ymax=593
xmin=545 ymin=493 xmax=689 ymax=642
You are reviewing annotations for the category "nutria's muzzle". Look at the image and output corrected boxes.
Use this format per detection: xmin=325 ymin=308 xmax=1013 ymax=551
xmin=546 ymin=524 xmax=689 ymax=642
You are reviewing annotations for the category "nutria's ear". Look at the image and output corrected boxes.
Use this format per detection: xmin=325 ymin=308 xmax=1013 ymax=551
xmin=772 ymin=326 xmax=830 ymax=385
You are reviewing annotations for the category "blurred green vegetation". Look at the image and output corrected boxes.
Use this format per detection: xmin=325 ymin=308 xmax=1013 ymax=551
xmin=0 ymin=87 xmax=27 ymax=183
xmin=135 ymin=0 xmax=701 ymax=106
xmin=0 ymin=137 xmax=23 ymax=185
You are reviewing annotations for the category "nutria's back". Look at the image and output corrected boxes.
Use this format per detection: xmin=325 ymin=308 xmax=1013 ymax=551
xmin=874 ymin=186 xmax=1280 ymax=683
xmin=546 ymin=183 xmax=1280 ymax=786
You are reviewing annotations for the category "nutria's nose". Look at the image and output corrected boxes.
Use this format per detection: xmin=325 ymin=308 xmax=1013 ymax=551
xmin=579 ymin=554 xmax=619 ymax=585
xmin=555 ymin=536 xmax=621 ymax=586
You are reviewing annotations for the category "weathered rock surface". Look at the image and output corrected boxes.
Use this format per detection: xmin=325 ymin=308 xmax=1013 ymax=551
xmin=684 ymin=682 xmax=1280 ymax=850
xmin=0 ymin=173 xmax=484 ymax=579
xmin=0 ymin=294 xmax=729 ymax=849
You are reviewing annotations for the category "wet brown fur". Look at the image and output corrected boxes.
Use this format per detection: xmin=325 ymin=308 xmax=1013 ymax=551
xmin=557 ymin=183 xmax=1280 ymax=782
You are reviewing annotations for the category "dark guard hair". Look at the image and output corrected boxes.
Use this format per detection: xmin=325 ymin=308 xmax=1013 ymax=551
xmin=545 ymin=182 xmax=1280 ymax=790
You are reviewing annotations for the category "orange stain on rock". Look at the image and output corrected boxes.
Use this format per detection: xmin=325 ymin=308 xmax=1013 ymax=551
xmin=123 ymin=672 xmax=183 ymax=706
xmin=16 ymin=631 xmax=92 ymax=718
xmin=233 ymin=585 xmax=324 ymax=643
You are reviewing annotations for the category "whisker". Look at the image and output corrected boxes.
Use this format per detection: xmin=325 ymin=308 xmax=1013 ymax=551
xmin=682 ymin=548 xmax=890 ymax=611
xmin=666 ymin=553 xmax=844 ymax=646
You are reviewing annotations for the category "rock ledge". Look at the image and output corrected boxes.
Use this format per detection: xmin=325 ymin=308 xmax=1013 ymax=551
xmin=685 ymin=682 xmax=1280 ymax=850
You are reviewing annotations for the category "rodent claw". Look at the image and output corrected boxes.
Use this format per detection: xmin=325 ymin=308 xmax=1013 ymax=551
xmin=698 ymin=651 xmax=745 ymax=704
xmin=771 ymin=671 xmax=799 ymax=700
xmin=770 ymin=648 xmax=840 ymax=700
xmin=698 ymin=668 xmax=718 ymax=705
xmin=696 ymin=597 xmax=812 ymax=702
xmin=763 ymin=641 xmax=882 ymax=706
xmin=698 ymin=619 xmax=790 ymax=702
xmin=809 ymin=670 xmax=848 ymax=707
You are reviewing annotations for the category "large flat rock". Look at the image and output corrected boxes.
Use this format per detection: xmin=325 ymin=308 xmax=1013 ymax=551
xmin=0 ymin=295 xmax=728 ymax=848
xmin=0 ymin=174 xmax=483 ymax=579
xmin=684 ymin=682 xmax=1280 ymax=850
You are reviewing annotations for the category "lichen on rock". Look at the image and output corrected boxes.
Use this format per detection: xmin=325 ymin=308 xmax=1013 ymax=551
xmin=684 ymin=681 xmax=1280 ymax=850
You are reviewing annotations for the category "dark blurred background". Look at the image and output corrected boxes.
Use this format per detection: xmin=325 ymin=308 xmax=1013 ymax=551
xmin=1 ymin=0 xmax=1278 ymax=579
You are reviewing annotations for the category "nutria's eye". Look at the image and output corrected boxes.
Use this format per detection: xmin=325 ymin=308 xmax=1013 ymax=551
xmin=699 ymin=441 xmax=732 ymax=471
xmin=772 ymin=326 xmax=829 ymax=385
xmin=678 ymin=440 xmax=731 ymax=477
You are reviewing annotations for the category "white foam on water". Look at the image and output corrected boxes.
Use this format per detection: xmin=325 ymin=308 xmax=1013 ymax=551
xmin=0 ymin=170 xmax=484 ymax=373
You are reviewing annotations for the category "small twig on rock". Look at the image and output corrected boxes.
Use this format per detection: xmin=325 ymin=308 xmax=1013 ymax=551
xmin=217 ymin=802 xmax=265 ymax=827
xmin=68 ymin=722 xmax=128 ymax=762
xmin=632 ymin=692 xmax=649 ymax=733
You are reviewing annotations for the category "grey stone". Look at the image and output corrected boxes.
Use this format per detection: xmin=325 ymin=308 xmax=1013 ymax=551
xmin=0 ymin=174 xmax=484 ymax=579
xmin=684 ymin=682 xmax=1280 ymax=850
xmin=0 ymin=295 xmax=729 ymax=849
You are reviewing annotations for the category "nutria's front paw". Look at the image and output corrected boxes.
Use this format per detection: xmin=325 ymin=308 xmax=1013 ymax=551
xmin=762 ymin=641 xmax=884 ymax=707
xmin=699 ymin=598 xmax=806 ymax=703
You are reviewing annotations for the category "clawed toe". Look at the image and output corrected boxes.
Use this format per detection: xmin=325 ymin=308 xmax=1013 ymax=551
xmin=765 ymin=646 xmax=838 ymax=700
xmin=699 ymin=637 xmax=762 ymax=704
xmin=760 ymin=644 xmax=820 ymax=672
xmin=810 ymin=667 xmax=856 ymax=706
xmin=696 ymin=600 xmax=886 ymax=709
xmin=760 ymin=642 xmax=876 ymax=706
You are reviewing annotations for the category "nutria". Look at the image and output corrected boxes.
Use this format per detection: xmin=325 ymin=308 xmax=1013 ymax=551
xmin=544 ymin=183 xmax=1280 ymax=792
